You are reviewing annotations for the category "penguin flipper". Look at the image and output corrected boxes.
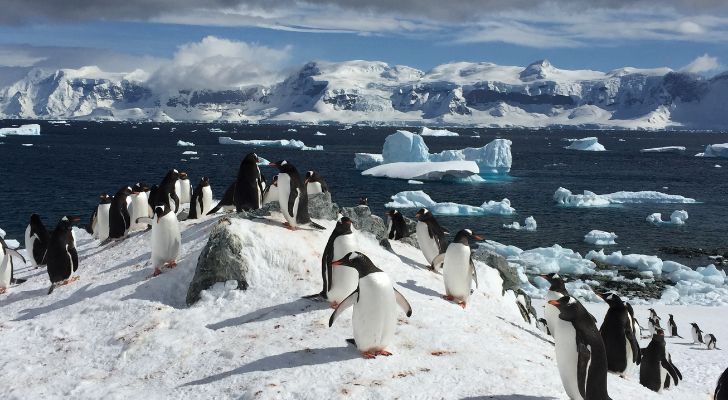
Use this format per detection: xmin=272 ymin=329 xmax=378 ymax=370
xmin=136 ymin=217 xmax=154 ymax=225
xmin=662 ymin=358 xmax=680 ymax=386
xmin=328 ymin=289 xmax=358 ymax=327
xmin=627 ymin=325 xmax=641 ymax=364
xmin=576 ymin=341 xmax=590 ymax=399
xmin=393 ymin=288 xmax=412 ymax=317
xmin=6 ymin=248 xmax=27 ymax=265
xmin=469 ymin=258 xmax=479 ymax=289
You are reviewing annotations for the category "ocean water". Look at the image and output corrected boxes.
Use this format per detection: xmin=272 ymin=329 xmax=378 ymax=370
xmin=0 ymin=120 xmax=726 ymax=267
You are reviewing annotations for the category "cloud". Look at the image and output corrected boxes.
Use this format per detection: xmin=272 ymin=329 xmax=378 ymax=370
xmin=681 ymin=53 xmax=722 ymax=74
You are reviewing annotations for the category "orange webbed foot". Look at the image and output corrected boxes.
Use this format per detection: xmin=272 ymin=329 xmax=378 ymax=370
xmin=375 ymin=350 xmax=392 ymax=357
xmin=362 ymin=351 xmax=376 ymax=359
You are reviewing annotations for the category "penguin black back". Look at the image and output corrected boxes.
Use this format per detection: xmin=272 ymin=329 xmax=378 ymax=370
xmin=415 ymin=208 xmax=448 ymax=252
xmin=597 ymin=292 xmax=641 ymax=374
xmin=46 ymin=216 xmax=79 ymax=286
xmin=321 ymin=217 xmax=354 ymax=295
xmin=716 ymin=367 xmax=728 ymax=400
xmin=387 ymin=210 xmax=408 ymax=240
xmin=153 ymin=169 xmax=180 ymax=213
xmin=234 ymin=152 xmax=264 ymax=211
xmin=108 ymin=186 xmax=132 ymax=239
xmin=640 ymin=330 xmax=681 ymax=392
xmin=29 ymin=213 xmax=50 ymax=264
xmin=188 ymin=177 xmax=209 ymax=219
xmin=305 ymin=170 xmax=329 ymax=193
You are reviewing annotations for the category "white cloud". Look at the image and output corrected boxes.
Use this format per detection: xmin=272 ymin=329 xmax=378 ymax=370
xmin=0 ymin=49 xmax=47 ymax=67
xmin=681 ymin=53 xmax=721 ymax=74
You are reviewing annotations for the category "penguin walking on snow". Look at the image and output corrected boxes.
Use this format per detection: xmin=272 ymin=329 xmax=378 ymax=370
xmin=691 ymin=322 xmax=704 ymax=344
xmin=640 ymin=329 xmax=682 ymax=392
xmin=87 ymin=193 xmax=112 ymax=241
xmin=0 ymin=238 xmax=27 ymax=294
xmin=328 ymin=252 xmax=412 ymax=359
xmin=108 ymin=186 xmax=133 ymax=239
xmin=596 ymin=291 xmax=641 ymax=377
xmin=304 ymin=170 xmax=329 ymax=195
xmin=386 ymin=210 xmax=408 ymax=240
xmin=24 ymin=213 xmax=49 ymax=268
xmin=648 ymin=315 xmax=662 ymax=336
xmin=548 ymin=296 xmax=612 ymax=400
xmin=705 ymin=333 xmax=718 ymax=350
xmin=46 ymin=216 xmax=81 ymax=294
xmin=175 ymin=172 xmax=193 ymax=204
xmin=537 ymin=318 xmax=550 ymax=335
xmin=441 ymin=229 xmax=481 ymax=309
xmin=262 ymin=175 xmax=278 ymax=204
xmin=269 ymin=160 xmax=323 ymax=230
xmin=128 ymin=183 xmax=151 ymax=231
xmin=187 ymin=177 xmax=213 ymax=220
xmin=414 ymin=208 xmax=448 ymax=269
xmin=667 ymin=314 xmax=681 ymax=338
xmin=316 ymin=217 xmax=358 ymax=306
xmin=716 ymin=367 xmax=728 ymax=400
xmin=137 ymin=205 xmax=181 ymax=277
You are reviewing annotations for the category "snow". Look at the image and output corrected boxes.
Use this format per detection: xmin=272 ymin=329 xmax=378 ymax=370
xmin=584 ymin=230 xmax=618 ymax=245
xmin=381 ymin=130 xmax=429 ymax=163
xmin=554 ymin=187 xmax=697 ymax=207
xmin=640 ymin=146 xmax=686 ymax=153
xmin=362 ymin=161 xmax=479 ymax=181
xmin=385 ymin=190 xmax=515 ymax=216
xmin=430 ymin=138 xmax=512 ymax=175
xmin=353 ymin=153 xmax=383 ymax=170
xmin=695 ymin=143 xmax=728 ymax=158
xmin=218 ymin=137 xmax=323 ymax=151
xmin=419 ymin=127 xmax=459 ymax=137
xmin=177 ymin=140 xmax=195 ymax=147
xmin=0 ymin=123 xmax=40 ymax=137
xmin=647 ymin=210 xmax=689 ymax=225
xmin=503 ymin=216 xmax=537 ymax=231
xmin=565 ymin=137 xmax=606 ymax=151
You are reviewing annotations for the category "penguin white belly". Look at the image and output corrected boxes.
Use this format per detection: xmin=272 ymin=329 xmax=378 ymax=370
xmin=353 ymin=272 xmax=397 ymax=352
xmin=326 ymin=235 xmax=359 ymax=304
xmin=276 ymin=173 xmax=298 ymax=226
xmin=691 ymin=328 xmax=699 ymax=343
xmin=416 ymin=221 xmax=440 ymax=264
xmin=263 ymin=185 xmax=278 ymax=204
xmin=0 ymin=254 xmax=11 ymax=288
xmin=174 ymin=181 xmax=182 ymax=203
xmin=554 ymin=324 xmax=585 ymax=400
xmin=623 ymin=336 xmax=634 ymax=375
xmin=150 ymin=215 xmax=181 ymax=268
xmin=544 ymin=291 xmax=564 ymax=339
xmin=659 ymin=365 xmax=668 ymax=392
xmin=129 ymin=193 xmax=150 ymax=231
xmin=306 ymin=182 xmax=323 ymax=195
xmin=199 ymin=186 xmax=213 ymax=216
xmin=24 ymin=225 xmax=37 ymax=268
xmin=442 ymin=243 xmax=472 ymax=301
xmin=179 ymin=182 xmax=192 ymax=204
xmin=96 ymin=204 xmax=111 ymax=241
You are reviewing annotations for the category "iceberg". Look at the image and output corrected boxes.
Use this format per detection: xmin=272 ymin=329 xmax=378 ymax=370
xmin=381 ymin=130 xmax=429 ymax=163
xmin=420 ymin=127 xmax=459 ymax=137
xmin=407 ymin=180 xmax=424 ymax=185
xmin=695 ymin=143 xmax=728 ymax=158
xmin=584 ymin=230 xmax=617 ymax=245
xmin=209 ymin=128 xmax=225 ymax=133
xmin=218 ymin=137 xmax=323 ymax=151
xmin=177 ymin=140 xmax=195 ymax=147
xmin=314 ymin=131 xmax=327 ymax=136
xmin=585 ymin=249 xmax=663 ymax=276
xmin=363 ymin=161 xmax=479 ymax=181
xmin=640 ymin=146 xmax=686 ymax=153
xmin=182 ymin=151 xmax=197 ymax=155
xmin=554 ymin=187 xmax=696 ymax=207
xmin=385 ymin=190 xmax=515 ymax=216
xmin=517 ymin=245 xmax=596 ymax=275
xmin=0 ymin=124 xmax=41 ymax=138
xmin=553 ymin=187 xmax=611 ymax=207
xmin=430 ymin=139 xmax=512 ymax=174
xmin=565 ymin=137 xmax=606 ymax=151
xmin=354 ymin=153 xmax=383 ymax=170
xmin=503 ymin=216 xmax=537 ymax=231
xmin=646 ymin=210 xmax=688 ymax=225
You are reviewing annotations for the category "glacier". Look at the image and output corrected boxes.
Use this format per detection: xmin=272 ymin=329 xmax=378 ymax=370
xmin=554 ymin=187 xmax=697 ymax=207
xmin=362 ymin=161 xmax=479 ymax=181
xmin=385 ymin=190 xmax=515 ymax=216
xmin=218 ymin=136 xmax=323 ymax=151
xmin=565 ymin=137 xmax=606 ymax=151
xmin=0 ymin=123 xmax=40 ymax=138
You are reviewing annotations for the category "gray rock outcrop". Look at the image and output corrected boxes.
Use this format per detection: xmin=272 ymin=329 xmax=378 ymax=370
xmin=340 ymin=205 xmax=387 ymax=239
xmin=473 ymin=247 xmax=521 ymax=294
xmin=308 ymin=192 xmax=338 ymax=220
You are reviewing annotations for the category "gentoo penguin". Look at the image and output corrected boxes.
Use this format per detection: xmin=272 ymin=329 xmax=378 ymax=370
xmin=515 ymin=288 xmax=538 ymax=324
xmin=24 ymin=213 xmax=49 ymax=268
xmin=537 ymin=318 xmax=550 ymax=335
xmin=317 ymin=217 xmax=358 ymax=306
xmin=86 ymin=193 xmax=112 ymax=241
xmin=304 ymin=170 xmax=329 ymax=195
xmin=46 ymin=216 xmax=80 ymax=294
xmin=187 ymin=177 xmax=213 ymax=220
xmin=716 ymin=367 xmax=728 ymax=400
xmin=147 ymin=184 xmax=159 ymax=216
xmin=137 ymin=205 xmax=181 ymax=277
xmin=175 ymin=172 xmax=193 ymax=204
xmin=262 ymin=175 xmax=279 ymax=204
xmin=691 ymin=322 xmax=704 ymax=344
xmin=269 ymin=160 xmax=320 ymax=229
xmin=206 ymin=182 xmax=236 ymax=215
xmin=414 ymin=208 xmax=448 ymax=269
xmin=328 ymin=252 xmax=412 ymax=359
xmin=625 ymin=302 xmax=646 ymax=338
xmin=596 ymin=291 xmax=641 ymax=377
xmin=150 ymin=169 xmax=180 ymax=213
xmin=386 ymin=210 xmax=408 ymax=240
xmin=705 ymin=334 xmax=717 ymax=350
xmin=234 ymin=152 xmax=264 ymax=211
xmin=667 ymin=314 xmax=681 ymax=338
xmin=640 ymin=329 xmax=682 ymax=392
xmin=359 ymin=197 xmax=368 ymax=206
xmin=128 ymin=183 xmax=151 ymax=231
xmin=648 ymin=315 xmax=662 ymax=336
xmin=441 ymin=229 xmax=481 ymax=308
xmin=542 ymin=273 xmax=569 ymax=339
xmin=648 ymin=308 xmax=659 ymax=319
xmin=548 ymin=296 xmax=612 ymax=400
xmin=0 ymin=238 xmax=27 ymax=294
xmin=108 ymin=186 xmax=133 ymax=239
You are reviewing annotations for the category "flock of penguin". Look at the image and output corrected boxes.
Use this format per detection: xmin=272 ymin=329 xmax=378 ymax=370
xmin=1 ymin=150 xmax=727 ymax=399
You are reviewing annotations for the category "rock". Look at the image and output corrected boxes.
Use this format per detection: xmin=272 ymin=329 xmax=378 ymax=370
xmin=340 ymin=205 xmax=387 ymax=239
xmin=308 ymin=192 xmax=338 ymax=220
xmin=473 ymin=247 xmax=520 ymax=293
xmin=399 ymin=235 xmax=420 ymax=249
xmin=186 ymin=218 xmax=248 ymax=305
xmin=379 ymin=238 xmax=393 ymax=252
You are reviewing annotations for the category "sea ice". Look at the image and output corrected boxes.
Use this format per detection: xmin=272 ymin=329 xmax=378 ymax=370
xmin=407 ymin=180 xmax=424 ymax=185
xmin=182 ymin=151 xmax=197 ymax=155
xmin=314 ymin=131 xmax=327 ymax=136
xmin=585 ymin=249 xmax=663 ymax=276
xmin=430 ymin=139 xmax=512 ymax=174
xmin=503 ymin=216 xmax=537 ymax=231
xmin=695 ymin=143 xmax=728 ymax=158
xmin=218 ymin=137 xmax=323 ymax=151
xmin=0 ymin=124 xmax=41 ymax=137
xmin=381 ymin=130 xmax=429 ymax=163
xmin=584 ymin=230 xmax=618 ymax=245
xmin=640 ymin=146 xmax=686 ymax=153
xmin=565 ymin=137 xmax=606 ymax=151
xmin=554 ymin=187 xmax=696 ymax=207
xmin=362 ymin=161 xmax=479 ymax=181
xmin=354 ymin=153 xmax=384 ymax=170
xmin=177 ymin=140 xmax=195 ymax=147
xmin=420 ymin=127 xmax=459 ymax=136
xmin=517 ymin=245 xmax=596 ymax=275
xmin=385 ymin=190 xmax=515 ymax=216
xmin=647 ymin=210 xmax=688 ymax=225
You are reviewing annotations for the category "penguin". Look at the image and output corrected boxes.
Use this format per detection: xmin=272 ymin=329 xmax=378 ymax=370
xmin=386 ymin=210 xmax=408 ymax=240
xmin=648 ymin=308 xmax=659 ymax=320
xmin=90 ymin=193 xmax=112 ymax=241
xmin=542 ymin=273 xmax=569 ymax=339
xmin=24 ymin=213 xmax=49 ymax=268
xmin=537 ymin=318 xmax=550 ymax=335
xmin=234 ymin=152 xmax=264 ymax=211
xmin=317 ymin=217 xmax=358 ymax=306
xmin=648 ymin=315 xmax=662 ymax=336
xmin=515 ymin=288 xmax=538 ymax=324
xmin=667 ymin=314 xmax=681 ymax=338
xmin=128 ymin=183 xmax=151 ymax=231
xmin=262 ymin=175 xmax=278 ymax=204
xmin=206 ymin=182 xmax=237 ymax=215
xmin=414 ymin=208 xmax=448 ymax=269
xmin=328 ymin=251 xmax=412 ymax=359
xmin=716 ymin=366 xmax=728 ymax=400
xmin=705 ymin=334 xmax=717 ymax=350
xmin=625 ymin=302 xmax=647 ymax=338
xmin=175 ymin=172 xmax=193 ymax=204
xmin=0 ymin=238 xmax=27 ymax=294
xmin=46 ymin=216 xmax=81 ymax=294
xmin=269 ymin=160 xmax=320 ymax=229
xmin=640 ymin=329 xmax=682 ymax=392
xmin=359 ymin=197 xmax=368 ymax=206
xmin=108 ymin=186 xmax=133 ymax=239
xmin=596 ymin=291 xmax=641 ymax=377
xmin=150 ymin=169 xmax=180 ymax=214
xmin=147 ymin=184 xmax=159 ymax=217
xmin=548 ymin=295 xmax=612 ymax=400
xmin=187 ymin=177 xmax=213 ymax=220
xmin=441 ymin=229 xmax=481 ymax=308
xmin=304 ymin=170 xmax=329 ymax=195
xmin=691 ymin=322 xmax=704 ymax=344
xmin=137 ymin=205 xmax=181 ymax=277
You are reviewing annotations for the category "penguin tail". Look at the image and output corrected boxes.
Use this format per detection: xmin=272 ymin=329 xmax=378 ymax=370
xmin=309 ymin=221 xmax=326 ymax=230
xmin=206 ymin=203 xmax=222 ymax=216
xmin=47 ymin=284 xmax=56 ymax=295
xmin=10 ymin=278 xmax=27 ymax=285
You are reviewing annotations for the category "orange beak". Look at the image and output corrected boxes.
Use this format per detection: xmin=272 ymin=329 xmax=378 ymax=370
xmin=332 ymin=260 xmax=343 ymax=267
xmin=473 ymin=235 xmax=484 ymax=241
xmin=547 ymin=300 xmax=561 ymax=306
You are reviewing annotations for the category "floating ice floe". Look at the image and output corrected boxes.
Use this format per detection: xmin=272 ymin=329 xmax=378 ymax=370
xmin=182 ymin=151 xmax=197 ymax=155
xmin=48 ymin=120 xmax=68 ymax=124
xmin=640 ymin=146 xmax=686 ymax=153
xmin=354 ymin=153 xmax=383 ymax=170
xmin=554 ymin=187 xmax=696 ymax=207
xmin=218 ymin=137 xmax=323 ymax=151
xmin=287 ymin=128 xmax=297 ymax=132
xmin=209 ymin=128 xmax=225 ymax=133
xmin=503 ymin=216 xmax=537 ymax=231
xmin=385 ymin=190 xmax=515 ymax=216
xmin=565 ymin=137 xmax=606 ymax=151
xmin=584 ymin=230 xmax=618 ymax=245
xmin=695 ymin=143 xmax=728 ymax=158
xmin=177 ymin=140 xmax=195 ymax=147
xmin=382 ymin=130 xmax=430 ymax=163
xmin=152 ymin=127 xmax=160 ymax=130
xmin=408 ymin=180 xmax=424 ymax=185
xmin=430 ymin=138 xmax=512 ymax=174
xmin=586 ymin=249 xmax=663 ymax=276
xmin=646 ymin=210 xmax=688 ymax=225
xmin=0 ymin=124 xmax=41 ymax=138
xmin=314 ymin=131 xmax=327 ymax=136
xmin=420 ymin=127 xmax=459 ymax=136
xmin=363 ymin=161 xmax=479 ymax=181
xmin=716 ymin=164 xmax=722 ymax=168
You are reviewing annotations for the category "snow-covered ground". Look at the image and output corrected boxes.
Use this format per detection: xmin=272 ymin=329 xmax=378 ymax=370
xmin=1 ymin=212 xmax=724 ymax=399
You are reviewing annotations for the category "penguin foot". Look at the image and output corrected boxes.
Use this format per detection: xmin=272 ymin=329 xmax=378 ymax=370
xmin=442 ymin=295 xmax=454 ymax=301
xmin=458 ymin=301 xmax=467 ymax=309
xmin=166 ymin=261 xmax=178 ymax=269
xmin=362 ymin=351 xmax=376 ymax=359
xmin=152 ymin=268 xmax=162 ymax=277
xmin=0 ymin=287 xmax=6 ymax=294
xmin=375 ymin=350 xmax=392 ymax=357
xmin=330 ymin=302 xmax=339 ymax=309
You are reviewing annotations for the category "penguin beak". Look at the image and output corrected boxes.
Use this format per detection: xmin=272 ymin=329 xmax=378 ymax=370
xmin=472 ymin=235 xmax=484 ymax=241
xmin=331 ymin=260 xmax=343 ymax=267
xmin=268 ymin=163 xmax=277 ymax=167
xmin=547 ymin=300 xmax=560 ymax=306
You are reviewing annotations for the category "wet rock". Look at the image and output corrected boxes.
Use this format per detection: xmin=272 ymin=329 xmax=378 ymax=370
xmin=340 ymin=205 xmax=387 ymax=239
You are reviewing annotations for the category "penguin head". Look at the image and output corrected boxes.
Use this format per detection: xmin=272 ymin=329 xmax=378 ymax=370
xmin=30 ymin=213 xmax=43 ymax=225
xmin=244 ymin=152 xmax=259 ymax=164
xmin=271 ymin=175 xmax=278 ymax=186
xmin=334 ymin=217 xmax=353 ymax=234
xmin=56 ymin=215 xmax=80 ymax=231
xmin=332 ymin=251 xmax=381 ymax=277
xmin=454 ymin=229 xmax=483 ymax=244
xmin=594 ymin=291 xmax=622 ymax=306
xmin=99 ymin=193 xmax=112 ymax=204
xmin=179 ymin=172 xmax=188 ymax=180
xmin=269 ymin=160 xmax=294 ymax=173
xmin=415 ymin=208 xmax=430 ymax=220
xmin=167 ymin=169 xmax=180 ymax=180
xmin=547 ymin=296 xmax=580 ymax=321
xmin=154 ymin=206 xmax=167 ymax=222
xmin=359 ymin=197 xmax=368 ymax=206
xmin=540 ymin=274 xmax=568 ymax=295
xmin=200 ymin=177 xmax=210 ymax=186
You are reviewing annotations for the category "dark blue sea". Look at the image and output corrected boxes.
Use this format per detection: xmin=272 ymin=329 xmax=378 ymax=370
xmin=1 ymin=120 xmax=726 ymax=267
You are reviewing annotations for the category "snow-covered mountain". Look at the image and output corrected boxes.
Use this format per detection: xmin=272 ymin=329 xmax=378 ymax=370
xmin=2 ymin=59 xmax=728 ymax=129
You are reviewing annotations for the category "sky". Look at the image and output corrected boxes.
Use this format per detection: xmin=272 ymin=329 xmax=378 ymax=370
xmin=0 ymin=0 xmax=726 ymax=89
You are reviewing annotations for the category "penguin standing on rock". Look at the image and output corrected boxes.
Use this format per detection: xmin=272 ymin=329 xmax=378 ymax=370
xmin=441 ymin=229 xmax=481 ymax=309
xmin=269 ymin=160 xmax=323 ymax=230
xmin=691 ymin=322 xmax=704 ymax=344
xmin=108 ymin=186 xmax=133 ymax=239
xmin=667 ymin=314 xmax=681 ymax=338
xmin=0 ymin=238 xmax=27 ymax=294
xmin=24 ymin=213 xmax=49 ymax=268
xmin=314 ymin=217 xmax=358 ymax=306
xmin=187 ymin=177 xmax=213 ymax=220
xmin=328 ymin=252 xmax=412 ymax=359
xmin=137 ymin=205 xmax=181 ymax=277
xmin=304 ymin=170 xmax=329 ymax=195
xmin=548 ymin=296 xmax=612 ymax=400
xmin=414 ymin=208 xmax=448 ymax=269
xmin=640 ymin=329 xmax=682 ymax=392
xmin=208 ymin=153 xmax=264 ymax=213
xmin=386 ymin=210 xmax=408 ymax=240
xmin=46 ymin=216 xmax=81 ymax=294
xmin=596 ymin=291 xmax=641 ymax=377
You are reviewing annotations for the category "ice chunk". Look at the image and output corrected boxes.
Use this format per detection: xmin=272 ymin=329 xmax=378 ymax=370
xmin=647 ymin=210 xmax=689 ymax=225
xmin=716 ymin=164 xmax=722 ymax=168
xmin=0 ymin=124 xmax=41 ymax=137
xmin=420 ymin=127 xmax=459 ymax=136
xmin=430 ymin=139 xmax=512 ymax=174
xmin=354 ymin=153 xmax=384 ymax=170
xmin=585 ymin=249 xmax=663 ymax=276
xmin=182 ymin=151 xmax=197 ymax=155
xmin=362 ymin=161 xmax=479 ymax=181
xmin=584 ymin=230 xmax=617 ymax=245
xmin=518 ymin=245 xmax=596 ymax=275
xmin=0 ymin=227 xmax=5 ymax=238
xmin=695 ymin=143 xmax=728 ymax=158
xmin=407 ymin=180 xmax=423 ymax=185
xmin=385 ymin=190 xmax=515 ymax=216
xmin=555 ymin=187 xmax=696 ymax=207
xmin=21 ymin=144 xmax=33 ymax=147
xmin=503 ymin=216 xmax=537 ymax=231
xmin=177 ymin=140 xmax=195 ymax=147
xmin=218 ymin=137 xmax=323 ymax=151
xmin=565 ymin=137 xmax=606 ymax=151
xmin=314 ymin=131 xmax=327 ymax=136
xmin=209 ymin=128 xmax=225 ymax=133
xmin=640 ymin=146 xmax=686 ymax=153
xmin=381 ymin=130 xmax=429 ymax=163
xmin=554 ymin=187 xmax=611 ymax=207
